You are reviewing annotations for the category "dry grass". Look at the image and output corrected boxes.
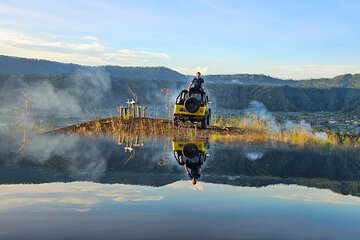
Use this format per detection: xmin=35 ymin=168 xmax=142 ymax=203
xmin=51 ymin=116 xmax=263 ymax=143
xmin=211 ymin=115 xmax=359 ymax=147
xmin=51 ymin=114 xmax=359 ymax=148
xmin=53 ymin=117 xmax=199 ymax=138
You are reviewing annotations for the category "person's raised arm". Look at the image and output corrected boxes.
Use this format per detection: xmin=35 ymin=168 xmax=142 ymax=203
xmin=187 ymin=81 xmax=193 ymax=92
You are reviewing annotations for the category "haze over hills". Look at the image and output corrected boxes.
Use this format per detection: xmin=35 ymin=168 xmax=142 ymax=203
xmin=0 ymin=55 xmax=359 ymax=113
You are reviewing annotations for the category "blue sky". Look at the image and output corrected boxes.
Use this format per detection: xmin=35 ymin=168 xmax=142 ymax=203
xmin=0 ymin=0 xmax=360 ymax=79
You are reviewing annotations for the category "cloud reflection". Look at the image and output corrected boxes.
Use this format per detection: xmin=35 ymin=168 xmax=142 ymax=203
xmin=264 ymin=184 xmax=360 ymax=205
xmin=167 ymin=180 xmax=205 ymax=191
xmin=0 ymin=182 xmax=164 ymax=212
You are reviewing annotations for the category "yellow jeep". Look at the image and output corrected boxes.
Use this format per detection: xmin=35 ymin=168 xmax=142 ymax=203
xmin=173 ymin=89 xmax=211 ymax=129
xmin=172 ymin=140 xmax=210 ymax=165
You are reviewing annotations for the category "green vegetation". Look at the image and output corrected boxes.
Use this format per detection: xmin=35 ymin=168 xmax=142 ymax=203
xmin=204 ymin=73 xmax=360 ymax=89
xmin=209 ymin=84 xmax=360 ymax=112
xmin=297 ymin=74 xmax=360 ymax=89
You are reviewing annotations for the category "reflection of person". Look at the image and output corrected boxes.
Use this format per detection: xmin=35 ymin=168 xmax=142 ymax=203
xmin=184 ymin=158 xmax=203 ymax=185
xmin=188 ymin=72 xmax=205 ymax=94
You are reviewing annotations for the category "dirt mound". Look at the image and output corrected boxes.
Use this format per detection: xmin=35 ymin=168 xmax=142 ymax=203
xmin=51 ymin=117 xmax=250 ymax=137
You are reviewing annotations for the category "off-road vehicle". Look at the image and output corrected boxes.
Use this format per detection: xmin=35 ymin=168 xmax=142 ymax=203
xmin=173 ymin=89 xmax=211 ymax=129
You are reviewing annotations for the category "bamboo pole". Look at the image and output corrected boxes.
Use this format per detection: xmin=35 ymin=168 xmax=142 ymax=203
xmin=136 ymin=106 xmax=141 ymax=118
xmin=142 ymin=107 xmax=147 ymax=118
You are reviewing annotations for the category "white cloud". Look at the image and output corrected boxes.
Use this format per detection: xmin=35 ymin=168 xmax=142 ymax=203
xmin=0 ymin=30 xmax=105 ymax=52
xmin=175 ymin=66 xmax=209 ymax=75
xmin=0 ymin=29 xmax=169 ymax=66
xmin=269 ymin=64 xmax=360 ymax=79
xmin=103 ymin=49 xmax=169 ymax=61
xmin=82 ymin=36 xmax=100 ymax=41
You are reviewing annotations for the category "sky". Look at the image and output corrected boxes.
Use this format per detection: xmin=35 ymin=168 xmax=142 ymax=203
xmin=0 ymin=0 xmax=360 ymax=79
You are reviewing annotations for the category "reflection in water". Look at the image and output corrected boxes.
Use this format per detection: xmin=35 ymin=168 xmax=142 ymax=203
xmin=117 ymin=134 xmax=145 ymax=152
xmin=243 ymin=146 xmax=264 ymax=160
xmin=0 ymin=182 xmax=163 ymax=212
xmin=0 ymin=182 xmax=360 ymax=239
xmin=0 ymin=132 xmax=359 ymax=196
xmin=2 ymin=182 xmax=359 ymax=212
xmin=0 ymin=132 xmax=360 ymax=239
xmin=172 ymin=139 xmax=210 ymax=185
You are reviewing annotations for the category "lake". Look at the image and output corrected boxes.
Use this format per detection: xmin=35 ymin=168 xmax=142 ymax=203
xmin=0 ymin=133 xmax=359 ymax=239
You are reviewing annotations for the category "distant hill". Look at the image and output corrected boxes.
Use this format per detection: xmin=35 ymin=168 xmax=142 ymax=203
xmin=206 ymin=73 xmax=360 ymax=89
xmin=205 ymin=74 xmax=296 ymax=85
xmin=0 ymin=55 xmax=81 ymax=74
xmin=0 ymin=55 xmax=187 ymax=81
xmin=209 ymin=84 xmax=360 ymax=112
xmin=101 ymin=65 xmax=186 ymax=81
xmin=1 ymin=55 xmax=360 ymax=88
xmin=296 ymin=74 xmax=360 ymax=89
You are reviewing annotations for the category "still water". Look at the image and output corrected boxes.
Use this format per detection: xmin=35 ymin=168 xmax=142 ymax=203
xmin=0 ymin=133 xmax=359 ymax=239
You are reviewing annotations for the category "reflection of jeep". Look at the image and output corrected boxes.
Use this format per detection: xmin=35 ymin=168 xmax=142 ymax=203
xmin=173 ymin=89 xmax=211 ymax=129
xmin=172 ymin=140 xmax=210 ymax=165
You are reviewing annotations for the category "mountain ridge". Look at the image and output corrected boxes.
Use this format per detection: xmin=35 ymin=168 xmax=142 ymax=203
xmin=1 ymin=55 xmax=360 ymax=88
xmin=0 ymin=55 xmax=187 ymax=81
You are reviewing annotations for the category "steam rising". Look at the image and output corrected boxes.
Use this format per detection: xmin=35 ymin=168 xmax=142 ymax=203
xmin=245 ymin=100 xmax=328 ymax=142
xmin=244 ymin=148 xmax=264 ymax=160
xmin=0 ymin=70 xmax=111 ymax=115
xmin=27 ymin=82 xmax=82 ymax=114
xmin=0 ymin=133 xmax=176 ymax=181
xmin=245 ymin=101 xmax=280 ymax=133
xmin=0 ymin=133 xmax=108 ymax=180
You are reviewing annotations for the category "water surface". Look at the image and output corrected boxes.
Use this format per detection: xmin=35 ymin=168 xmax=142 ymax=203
xmin=0 ymin=133 xmax=359 ymax=239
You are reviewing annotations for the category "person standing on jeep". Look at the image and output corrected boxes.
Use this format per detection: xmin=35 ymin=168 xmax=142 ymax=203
xmin=188 ymin=72 xmax=205 ymax=94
